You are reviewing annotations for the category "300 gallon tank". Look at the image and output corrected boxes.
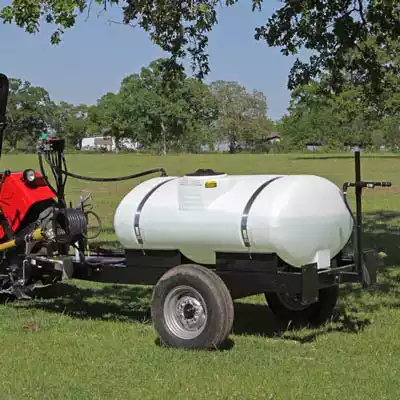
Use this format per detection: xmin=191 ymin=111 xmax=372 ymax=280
xmin=113 ymin=171 xmax=353 ymax=269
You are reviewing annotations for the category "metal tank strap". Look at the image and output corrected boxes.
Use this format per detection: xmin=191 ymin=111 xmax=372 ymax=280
xmin=240 ymin=176 xmax=283 ymax=253
xmin=134 ymin=178 xmax=177 ymax=251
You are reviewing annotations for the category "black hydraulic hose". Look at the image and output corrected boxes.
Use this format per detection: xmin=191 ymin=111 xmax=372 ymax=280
xmin=38 ymin=140 xmax=167 ymax=185
xmin=84 ymin=210 xmax=102 ymax=240
xmin=52 ymin=165 xmax=168 ymax=182
xmin=38 ymin=152 xmax=58 ymax=196
xmin=342 ymin=180 xmax=392 ymax=224
xmin=342 ymin=182 xmax=356 ymax=224
xmin=38 ymin=146 xmax=168 ymax=246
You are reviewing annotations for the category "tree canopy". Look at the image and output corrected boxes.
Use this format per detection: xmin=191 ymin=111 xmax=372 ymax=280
xmin=3 ymin=55 xmax=400 ymax=153
xmin=3 ymin=58 xmax=279 ymax=154
xmin=1 ymin=0 xmax=399 ymax=99
xmin=5 ymin=78 xmax=53 ymax=150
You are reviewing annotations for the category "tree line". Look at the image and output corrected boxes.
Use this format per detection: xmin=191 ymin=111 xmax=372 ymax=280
xmin=4 ymin=53 xmax=399 ymax=154
xmin=3 ymin=58 xmax=278 ymax=154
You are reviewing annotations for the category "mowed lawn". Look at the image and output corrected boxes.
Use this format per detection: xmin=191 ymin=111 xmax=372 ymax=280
xmin=0 ymin=152 xmax=399 ymax=400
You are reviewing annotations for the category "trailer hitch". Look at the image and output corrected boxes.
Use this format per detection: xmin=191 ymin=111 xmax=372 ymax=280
xmin=342 ymin=150 xmax=392 ymax=288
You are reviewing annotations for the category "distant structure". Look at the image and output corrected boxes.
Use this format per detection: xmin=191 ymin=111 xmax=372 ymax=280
xmin=306 ymin=143 xmax=321 ymax=151
xmin=80 ymin=136 xmax=139 ymax=152
xmin=201 ymin=132 xmax=281 ymax=153
xmin=266 ymin=132 xmax=281 ymax=144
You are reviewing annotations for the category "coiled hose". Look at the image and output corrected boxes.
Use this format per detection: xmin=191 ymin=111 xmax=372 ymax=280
xmin=83 ymin=209 xmax=102 ymax=240
xmin=52 ymin=208 xmax=88 ymax=244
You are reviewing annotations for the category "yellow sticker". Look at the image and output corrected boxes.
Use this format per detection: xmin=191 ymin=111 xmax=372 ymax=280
xmin=205 ymin=180 xmax=217 ymax=188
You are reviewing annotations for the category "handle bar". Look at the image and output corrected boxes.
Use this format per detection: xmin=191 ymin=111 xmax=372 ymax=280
xmin=346 ymin=181 xmax=392 ymax=189
xmin=343 ymin=181 xmax=392 ymax=190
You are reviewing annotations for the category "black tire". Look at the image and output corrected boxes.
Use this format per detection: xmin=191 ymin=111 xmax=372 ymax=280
xmin=265 ymin=285 xmax=339 ymax=325
xmin=151 ymin=264 xmax=234 ymax=350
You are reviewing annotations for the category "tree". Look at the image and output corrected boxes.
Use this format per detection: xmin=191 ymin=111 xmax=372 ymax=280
xmin=119 ymin=61 xmax=186 ymax=154
xmin=280 ymin=31 xmax=400 ymax=151
xmin=51 ymin=102 xmax=90 ymax=149
xmin=210 ymin=80 xmax=272 ymax=153
xmin=257 ymin=1 xmax=400 ymax=97
xmin=5 ymin=78 xmax=54 ymax=150
xmin=89 ymin=58 xmax=217 ymax=154
xmin=88 ymin=92 xmax=129 ymax=151
xmin=1 ymin=0 xmax=399 ymax=100
xmin=280 ymin=79 xmax=388 ymax=150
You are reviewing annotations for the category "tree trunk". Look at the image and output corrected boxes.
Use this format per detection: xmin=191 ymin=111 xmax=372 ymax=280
xmin=229 ymin=131 xmax=238 ymax=154
xmin=6 ymin=134 xmax=18 ymax=152
xmin=161 ymin=121 xmax=167 ymax=155
xmin=112 ymin=126 xmax=121 ymax=153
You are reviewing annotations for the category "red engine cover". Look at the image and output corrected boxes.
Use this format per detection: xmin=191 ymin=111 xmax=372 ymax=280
xmin=0 ymin=171 xmax=56 ymax=240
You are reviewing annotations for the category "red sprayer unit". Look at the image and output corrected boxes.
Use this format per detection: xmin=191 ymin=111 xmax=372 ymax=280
xmin=0 ymin=74 xmax=56 ymax=240
xmin=0 ymin=171 xmax=55 ymax=239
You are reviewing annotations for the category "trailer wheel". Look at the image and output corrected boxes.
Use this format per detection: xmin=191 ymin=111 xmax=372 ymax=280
xmin=264 ymin=285 xmax=339 ymax=325
xmin=151 ymin=264 xmax=234 ymax=350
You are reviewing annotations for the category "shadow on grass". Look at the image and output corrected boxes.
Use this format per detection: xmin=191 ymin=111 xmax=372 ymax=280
xmin=14 ymin=281 xmax=238 ymax=351
xmin=20 ymin=283 xmax=153 ymax=323
xmin=362 ymin=211 xmax=400 ymax=266
xmin=11 ymin=210 xmax=400 ymax=348
xmin=337 ymin=210 xmax=400 ymax=309
xmin=232 ymin=301 xmax=372 ymax=344
xmin=88 ymin=227 xmax=123 ymax=251
xmin=13 ymin=282 xmax=374 ymax=349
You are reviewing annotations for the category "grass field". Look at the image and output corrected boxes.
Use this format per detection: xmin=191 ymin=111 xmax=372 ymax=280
xmin=0 ymin=152 xmax=400 ymax=400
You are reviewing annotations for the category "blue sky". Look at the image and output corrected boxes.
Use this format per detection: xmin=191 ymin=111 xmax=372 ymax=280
xmin=0 ymin=0 xmax=301 ymax=120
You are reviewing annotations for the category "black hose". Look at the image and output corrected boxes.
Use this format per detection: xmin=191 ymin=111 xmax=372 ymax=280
xmin=84 ymin=210 xmax=102 ymax=240
xmin=53 ymin=166 xmax=168 ymax=182
xmin=37 ymin=145 xmax=168 ymax=247
xmin=38 ymin=141 xmax=167 ymax=199
xmin=342 ymin=183 xmax=356 ymax=223
xmin=38 ymin=152 xmax=58 ymax=196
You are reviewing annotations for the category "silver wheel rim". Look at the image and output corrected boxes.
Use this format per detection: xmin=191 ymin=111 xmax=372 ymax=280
xmin=163 ymin=285 xmax=208 ymax=340
xmin=276 ymin=292 xmax=310 ymax=311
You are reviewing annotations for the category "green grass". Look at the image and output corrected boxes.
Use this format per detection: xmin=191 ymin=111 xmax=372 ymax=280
xmin=0 ymin=152 xmax=400 ymax=399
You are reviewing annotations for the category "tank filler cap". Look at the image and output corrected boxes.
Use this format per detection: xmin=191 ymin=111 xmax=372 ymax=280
xmin=185 ymin=169 xmax=225 ymax=177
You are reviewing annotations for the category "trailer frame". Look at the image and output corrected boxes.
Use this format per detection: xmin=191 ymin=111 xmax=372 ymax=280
xmin=0 ymin=72 xmax=393 ymax=349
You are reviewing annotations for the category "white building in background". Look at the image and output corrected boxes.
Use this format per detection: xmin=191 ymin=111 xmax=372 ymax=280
xmin=80 ymin=136 xmax=140 ymax=152
xmin=200 ymin=132 xmax=281 ymax=152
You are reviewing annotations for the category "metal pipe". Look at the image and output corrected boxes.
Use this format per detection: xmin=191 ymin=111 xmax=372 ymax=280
xmin=354 ymin=150 xmax=364 ymax=285
xmin=0 ymin=228 xmax=44 ymax=252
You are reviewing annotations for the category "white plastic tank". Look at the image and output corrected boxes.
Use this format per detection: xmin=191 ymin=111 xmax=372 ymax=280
xmin=113 ymin=171 xmax=353 ymax=269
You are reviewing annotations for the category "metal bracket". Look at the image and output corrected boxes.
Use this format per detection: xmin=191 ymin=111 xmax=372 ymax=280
xmin=133 ymin=178 xmax=177 ymax=254
xmin=361 ymin=249 xmax=379 ymax=287
xmin=301 ymin=264 xmax=319 ymax=305
xmin=240 ymin=176 xmax=282 ymax=258
xmin=341 ymin=150 xmax=391 ymax=286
